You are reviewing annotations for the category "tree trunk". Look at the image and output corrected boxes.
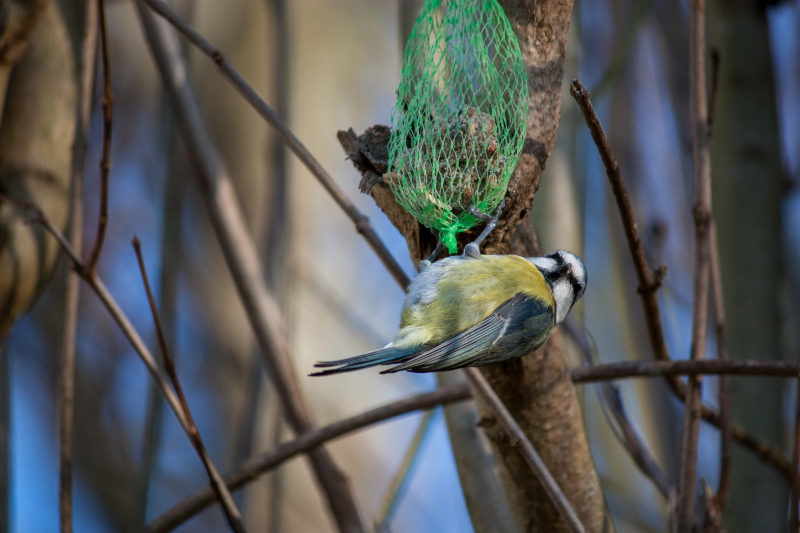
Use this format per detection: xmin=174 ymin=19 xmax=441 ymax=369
xmin=708 ymin=1 xmax=788 ymax=530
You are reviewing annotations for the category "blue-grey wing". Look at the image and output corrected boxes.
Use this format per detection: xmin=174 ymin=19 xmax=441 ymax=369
xmin=381 ymin=294 xmax=554 ymax=373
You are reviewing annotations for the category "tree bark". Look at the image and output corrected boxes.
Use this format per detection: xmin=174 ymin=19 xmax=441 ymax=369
xmin=708 ymin=0 xmax=788 ymax=530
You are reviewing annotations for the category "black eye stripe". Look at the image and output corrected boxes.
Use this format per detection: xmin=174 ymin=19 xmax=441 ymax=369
xmin=567 ymin=273 xmax=582 ymax=295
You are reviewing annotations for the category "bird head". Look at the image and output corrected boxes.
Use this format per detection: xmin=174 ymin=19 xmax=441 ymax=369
xmin=527 ymin=251 xmax=587 ymax=325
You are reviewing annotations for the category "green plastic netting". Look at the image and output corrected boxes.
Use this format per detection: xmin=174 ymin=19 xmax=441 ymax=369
xmin=386 ymin=0 xmax=528 ymax=253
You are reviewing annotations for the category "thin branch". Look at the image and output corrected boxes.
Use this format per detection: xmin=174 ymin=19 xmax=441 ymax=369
xmin=137 ymin=103 xmax=181 ymax=530
xmin=563 ymin=320 xmax=673 ymax=500
xmin=134 ymin=8 xmax=366 ymax=532
xmin=375 ymin=409 xmax=437 ymax=532
xmin=132 ymin=238 xmax=248 ymax=533
xmin=145 ymin=385 xmax=472 ymax=533
xmin=86 ymin=0 xmax=114 ymax=274
xmin=570 ymin=360 xmax=800 ymax=383
xmin=137 ymin=0 xmax=410 ymax=289
xmin=569 ymin=79 xmax=670 ymax=364
xmin=59 ymin=2 xmax=98 ymax=532
xmin=463 ymin=367 xmax=586 ymax=533
xmin=706 ymin=45 xmax=729 ymax=509
xmin=708 ymin=221 xmax=731 ymax=509
xmin=678 ymin=0 xmax=713 ymax=527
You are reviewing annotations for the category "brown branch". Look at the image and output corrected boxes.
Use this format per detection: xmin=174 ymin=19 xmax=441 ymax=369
xmin=137 ymin=0 xmax=410 ymax=289
xmin=86 ymin=0 xmax=113 ymax=274
xmin=563 ymin=320 xmax=673 ymax=500
xmin=708 ymin=221 xmax=731 ymax=509
xmin=573 ymin=360 xmax=792 ymax=478
xmin=569 ymin=79 xmax=670 ymax=362
xmin=132 ymin=237 xmax=247 ymax=533
xmin=145 ymin=384 xmax=472 ymax=533
xmin=570 ymin=360 xmax=800 ymax=383
xmin=59 ymin=3 xmax=98 ymax=532
xmin=464 ymin=368 xmax=586 ymax=533
xmin=678 ymin=0 xmax=713 ymax=527
xmin=706 ymin=47 xmax=729 ymax=510
xmin=134 ymin=7 xmax=366 ymax=532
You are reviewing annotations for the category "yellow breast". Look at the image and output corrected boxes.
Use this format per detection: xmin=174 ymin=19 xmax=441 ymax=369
xmin=396 ymin=255 xmax=554 ymax=347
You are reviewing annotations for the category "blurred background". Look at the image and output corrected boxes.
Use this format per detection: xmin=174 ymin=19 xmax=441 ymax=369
xmin=4 ymin=0 xmax=800 ymax=531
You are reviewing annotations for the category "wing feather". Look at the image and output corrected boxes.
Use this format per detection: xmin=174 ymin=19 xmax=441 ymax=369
xmin=382 ymin=294 xmax=551 ymax=373
xmin=309 ymin=345 xmax=422 ymax=376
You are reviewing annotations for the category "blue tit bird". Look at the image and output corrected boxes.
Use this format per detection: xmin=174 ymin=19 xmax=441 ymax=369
xmin=311 ymin=208 xmax=587 ymax=376
xmin=311 ymin=249 xmax=586 ymax=375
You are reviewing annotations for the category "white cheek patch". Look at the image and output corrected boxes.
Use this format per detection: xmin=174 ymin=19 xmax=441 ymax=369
xmin=527 ymin=257 xmax=558 ymax=272
xmin=551 ymin=280 xmax=575 ymax=324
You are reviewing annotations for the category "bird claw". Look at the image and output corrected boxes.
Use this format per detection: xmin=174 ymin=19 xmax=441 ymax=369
xmin=465 ymin=199 xmax=506 ymax=257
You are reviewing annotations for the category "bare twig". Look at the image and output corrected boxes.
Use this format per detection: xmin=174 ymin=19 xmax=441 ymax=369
xmin=708 ymin=221 xmax=731 ymax=509
xmin=569 ymin=79 xmax=670 ymax=367
xmin=375 ymin=409 xmax=437 ymax=532
xmin=145 ymin=385 xmax=472 ymax=533
xmin=133 ymin=237 xmax=248 ymax=533
xmin=678 ymin=0 xmax=713 ymax=527
xmin=706 ymin=47 xmax=729 ymax=510
xmin=563 ymin=320 xmax=673 ymax=499
xmin=463 ymin=368 xmax=586 ymax=533
xmin=570 ymin=360 xmax=800 ymax=383
xmin=86 ymin=0 xmax=113 ymax=274
xmin=59 ymin=3 xmax=98 ymax=532
xmin=134 ymin=8 xmax=366 ymax=532
xmin=137 ymin=0 xmax=410 ymax=289
xmin=137 ymin=104 xmax=181 ymax=530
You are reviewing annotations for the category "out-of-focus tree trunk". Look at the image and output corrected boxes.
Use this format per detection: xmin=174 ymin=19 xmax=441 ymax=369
xmin=0 ymin=0 xmax=76 ymax=337
xmin=708 ymin=1 xmax=788 ymax=530
xmin=0 ymin=2 xmax=76 ymax=530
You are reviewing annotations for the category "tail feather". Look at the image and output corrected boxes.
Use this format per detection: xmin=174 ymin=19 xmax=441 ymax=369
xmin=310 ymin=345 xmax=422 ymax=376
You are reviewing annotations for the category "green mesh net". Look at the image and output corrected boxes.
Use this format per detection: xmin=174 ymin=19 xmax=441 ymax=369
xmin=386 ymin=0 xmax=528 ymax=253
